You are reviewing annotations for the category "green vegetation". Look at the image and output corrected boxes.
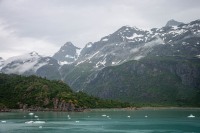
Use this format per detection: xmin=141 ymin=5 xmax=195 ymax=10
xmin=0 ymin=74 xmax=130 ymax=110
xmin=84 ymin=56 xmax=200 ymax=107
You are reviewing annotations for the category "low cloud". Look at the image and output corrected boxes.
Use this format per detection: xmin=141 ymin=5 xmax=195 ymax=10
xmin=0 ymin=19 xmax=58 ymax=59
xmin=0 ymin=0 xmax=200 ymax=59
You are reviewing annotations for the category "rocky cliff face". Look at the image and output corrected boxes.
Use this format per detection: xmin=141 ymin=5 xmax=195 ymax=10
xmin=83 ymin=56 xmax=200 ymax=105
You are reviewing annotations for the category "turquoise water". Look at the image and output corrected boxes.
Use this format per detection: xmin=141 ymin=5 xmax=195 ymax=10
xmin=0 ymin=109 xmax=200 ymax=133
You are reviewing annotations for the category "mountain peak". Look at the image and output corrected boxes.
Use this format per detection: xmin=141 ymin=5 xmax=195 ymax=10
xmin=117 ymin=25 xmax=142 ymax=33
xmin=64 ymin=42 xmax=73 ymax=46
xmin=29 ymin=51 xmax=39 ymax=56
xmin=53 ymin=42 xmax=80 ymax=65
xmin=62 ymin=42 xmax=80 ymax=49
xmin=165 ymin=19 xmax=184 ymax=27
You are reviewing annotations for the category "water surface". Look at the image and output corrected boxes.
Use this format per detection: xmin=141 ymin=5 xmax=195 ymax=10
xmin=0 ymin=109 xmax=200 ymax=133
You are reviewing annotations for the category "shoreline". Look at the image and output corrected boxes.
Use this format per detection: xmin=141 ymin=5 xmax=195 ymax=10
xmin=87 ymin=107 xmax=200 ymax=112
xmin=1 ymin=107 xmax=200 ymax=113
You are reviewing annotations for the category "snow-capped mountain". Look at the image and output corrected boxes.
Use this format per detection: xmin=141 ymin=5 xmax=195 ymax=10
xmin=60 ymin=19 xmax=200 ymax=94
xmin=74 ymin=26 xmax=154 ymax=69
xmin=72 ymin=19 xmax=200 ymax=70
xmin=0 ymin=52 xmax=61 ymax=80
xmin=165 ymin=19 xmax=184 ymax=27
xmin=53 ymin=42 xmax=81 ymax=65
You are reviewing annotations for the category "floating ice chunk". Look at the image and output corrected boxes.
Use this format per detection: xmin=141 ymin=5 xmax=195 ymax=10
xmin=102 ymin=114 xmax=106 ymax=117
xmin=39 ymin=126 xmax=42 ymax=129
xmin=25 ymin=121 xmax=34 ymax=124
xmin=29 ymin=112 xmax=34 ymax=115
xmin=33 ymin=121 xmax=45 ymax=124
xmin=188 ymin=114 xmax=195 ymax=118
xmin=127 ymin=116 xmax=131 ymax=118
xmin=145 ymin=115 xmax=148 ymax=118
xmin=1 ymin=121 xmax=6 ymax=123
xmin=67 ymin=115 xmax=71 ymax=119
xmin=107 ymin=116 xmax=110 ymax=118
xmin=25 ymin=121 xmax=45 ymax=124
xmin=75 ymin=121 xmax=80 ymax=123
xmin=34 ymin=115 xmax=39 ymax=118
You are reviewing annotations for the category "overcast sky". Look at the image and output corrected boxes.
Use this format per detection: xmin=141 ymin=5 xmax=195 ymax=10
xmin=0 ymin=0 xmax=200 ymax=59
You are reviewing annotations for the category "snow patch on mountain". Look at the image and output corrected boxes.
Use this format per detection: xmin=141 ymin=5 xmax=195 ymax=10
xmin=102 ymin=38 xmax=108 ymax=41
xmin=126 ymin=33 xmax=144 ymax=39
xmin=134 ymin=55 xmax=144 ymax=60
xmin=58 ymin=61 xmax=72 ymax=66
xmin=86 ymin=42 xmax=93 ymax=48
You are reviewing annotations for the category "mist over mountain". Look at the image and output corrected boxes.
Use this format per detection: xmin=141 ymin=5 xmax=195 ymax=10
xmin=0 ymin=52 xmax=61 ymax=80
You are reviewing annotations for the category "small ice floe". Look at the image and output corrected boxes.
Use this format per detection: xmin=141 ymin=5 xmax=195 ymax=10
xmin=24 ymin=116 xmax=26 ymax=118
xmin=75 ymin=121 xmax=80 ymax=123
xmin=188 ymin=114 xmax=195 ymax=118
xmin=107 ymin=116 xmax=110 ymax=118
xmin=33 ymin=121 xmax=45 ymax=124
xmin=67 ymin=115 xmax=71 ymax=120
xmin=102 ymin=114 xmax=106 ymax=117
xmin=25 ymin=121 xmax=34 ymax=124
xmin=34 ymin=115 xmax=39 ymax=118
xmin=1 ymin=121 xmax=6 ymax=123
xmin=29 ymin=112 xmax=34 ymax=116
xmin=145 ymin=115 xmax=148 ymax=118
xmin=127 ymin=116 xmax=131 ymax=118
xmin=25 ymin=121 xmax=45 ymax=124
xmin=39 ymin=126 xmax=42 ymax=129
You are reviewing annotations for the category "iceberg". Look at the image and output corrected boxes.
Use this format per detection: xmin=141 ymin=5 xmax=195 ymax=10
xmin=187 ymin=114 xmax=195 ymax=118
